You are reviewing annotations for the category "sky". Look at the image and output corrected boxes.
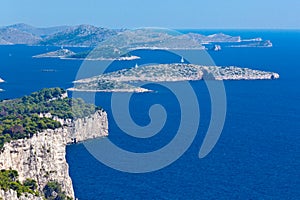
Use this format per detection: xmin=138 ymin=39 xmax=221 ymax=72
xmin=1 ymin=0 xmax=300 ymax=29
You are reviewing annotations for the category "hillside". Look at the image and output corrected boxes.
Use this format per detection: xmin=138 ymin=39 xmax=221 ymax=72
xmin=0 ymin=27 xmax=41 ymax=45
xmin=6 ymin=23 xmax=69 ymax=37
xmin=39 ymin=24 xmax=119 ymax=46
xmin=0 ymin=88 xmax=101 ymax=149
xmin=0 ymin=24 xmax=273 ymax=48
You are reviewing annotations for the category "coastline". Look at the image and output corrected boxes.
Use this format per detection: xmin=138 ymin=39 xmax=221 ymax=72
xmin=0 ymin=89 xmax=109 ymax=200
xmin=61 ymin=55 xmax=141 ymax=61
xmin=0 ymin=110 xmax=109 ymax=200
xmin=67 ymin=87 xmax=152 ymax=93
xmin=70 ymin=64 xmax=280 ymax=93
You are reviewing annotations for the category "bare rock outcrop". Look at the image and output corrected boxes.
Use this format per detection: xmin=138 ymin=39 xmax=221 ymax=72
xmin=0 ymin=110 xmax=108 ymax=200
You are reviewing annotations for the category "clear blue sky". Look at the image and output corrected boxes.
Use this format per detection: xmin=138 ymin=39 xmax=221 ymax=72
xmin=1 ymin=0 xmax=300 ymax=29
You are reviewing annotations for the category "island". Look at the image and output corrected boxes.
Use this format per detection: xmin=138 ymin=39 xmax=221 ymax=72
xmin=227 ymin=40 xmax=273 ymax=48
xmin=1 ymin=24 xmax=273 ymax=49
xmin=68 ymin=79 xmax=151 ymax=93
xmin=18 ymin=25 xmax=274 ymax=60
xmin=32 ymin=48 xmax=75 ymax=58
xmin=32 ymin=46 xmax=142 ymax=61
xmin=70 ymin=63 xmax=280 ymax=92
xmin=211 ymin=44 xmax=222 ymax=51
xmin=187 ymin=33 xmax=241 ymax=43
xmin=0 ymin=88 xmax=108 ymax=200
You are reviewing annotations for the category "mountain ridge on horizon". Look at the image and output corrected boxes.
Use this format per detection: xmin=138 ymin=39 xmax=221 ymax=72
xmin=0 ymin=23 xmax=119 ymax=46
xmin=0 ymin=23 xmax=270 ymax=47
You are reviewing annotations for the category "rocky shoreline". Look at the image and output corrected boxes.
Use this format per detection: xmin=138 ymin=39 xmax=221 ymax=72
xmin=68 ymin=87 xmax=151 ymax=93
xmin=71 ymin=64 xmax=279 ymax=93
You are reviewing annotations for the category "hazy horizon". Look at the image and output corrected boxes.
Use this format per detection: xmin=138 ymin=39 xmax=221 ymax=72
xmin=2 ymin=22 xmax=300 ymax=31
xmin=1 ymin=0 xmax=300 ymax=29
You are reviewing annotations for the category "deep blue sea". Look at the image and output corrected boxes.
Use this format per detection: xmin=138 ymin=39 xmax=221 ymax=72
xmin=0 ymin=30 xmax=299 ymax=199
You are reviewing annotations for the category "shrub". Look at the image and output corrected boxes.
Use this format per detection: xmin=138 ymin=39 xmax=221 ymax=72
xmin=0 ymin=170 xmax=38 ymax=197
xmin=0 ymin=88 xmax=101 ymax=149
xmin=43 ymin=181 xmax=72 ymax=200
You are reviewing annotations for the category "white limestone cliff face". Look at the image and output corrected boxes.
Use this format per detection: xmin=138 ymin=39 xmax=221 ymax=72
xmin=0 ymin=110 xmax=108 ymax=200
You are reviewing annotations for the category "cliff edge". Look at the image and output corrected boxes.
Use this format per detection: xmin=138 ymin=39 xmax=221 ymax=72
xmin=0 ymin=88 xmax=109 ymax=200
xmin=0 ymin=110 xmax=108 ymax=200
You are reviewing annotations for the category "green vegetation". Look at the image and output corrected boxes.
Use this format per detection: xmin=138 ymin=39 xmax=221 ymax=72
xmin=67 ymin=51 xmax=89 ymax=59
xmin=0 ymin=170 xmax=72 ymax=199
xmin=0 ymin=88 xmax=101 ymax=149
xmin=68 ymin=46 xmax=131 ymax=59
xmin=43 ymin=181 xmax=72 ymax=200
xmin=0 ymin=169 xmax=39 ymax=197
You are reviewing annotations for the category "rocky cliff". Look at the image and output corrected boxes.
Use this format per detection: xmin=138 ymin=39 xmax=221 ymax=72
xmin=0 ymin=110 xmax=108 ymax=200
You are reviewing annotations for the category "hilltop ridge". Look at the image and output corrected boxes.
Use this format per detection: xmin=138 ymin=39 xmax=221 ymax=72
xmin=0 ymin=23 xmax=272 ymax=48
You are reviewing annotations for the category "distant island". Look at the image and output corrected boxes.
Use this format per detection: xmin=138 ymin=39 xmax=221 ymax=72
xmin=33 ymin=47 xmax=141 ymax=61
xmin=227 ymin=40 xmax=273 ymax=48
xmin=69 ymin=79 xmax=151 ymax=93
xmin=33 ymin=48 xmax=75 ymax=58
xmin=70 ymin=63 xmax=279 ymax=93
xmin=1 ymin=23 xmax=272 ymax=49
xmin=0 ymin=23 xmax=117 ymax=46
xmin=19 ymin=24 xmax=274 ymax=60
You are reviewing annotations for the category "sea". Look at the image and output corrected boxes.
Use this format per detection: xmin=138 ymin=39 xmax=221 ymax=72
xmin=0 ymin=30 xmax=299 ymax=200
